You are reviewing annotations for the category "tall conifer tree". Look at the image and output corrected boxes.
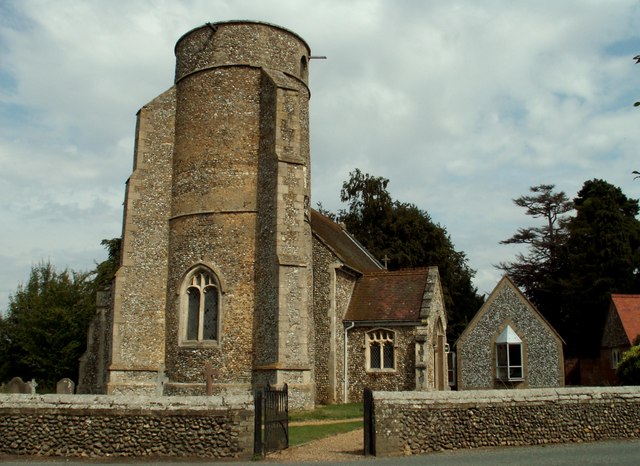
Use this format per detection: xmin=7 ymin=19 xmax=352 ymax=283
xmin=562 ymin=179 xmax=640 ymax=356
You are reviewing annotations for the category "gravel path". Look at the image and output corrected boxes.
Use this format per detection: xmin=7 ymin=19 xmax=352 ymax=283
xmin=266 ymin=428 xmax=366 ymax=463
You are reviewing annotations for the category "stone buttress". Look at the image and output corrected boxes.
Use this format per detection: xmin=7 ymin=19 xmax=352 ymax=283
xmin=106 ymin=87 xmax=175 ymax=395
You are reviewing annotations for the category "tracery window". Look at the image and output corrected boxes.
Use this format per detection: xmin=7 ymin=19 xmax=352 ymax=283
xmin=495 ymin=325 xmax=523 ymax=381
xmin=367 ymin=329 xmax=395 ymax=371
xmin=182 ymin=268 xmax=220 ymax=344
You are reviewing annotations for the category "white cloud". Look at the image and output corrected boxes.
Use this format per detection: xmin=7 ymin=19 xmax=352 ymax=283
xmin=1 ymin=0 xmax=640 ymax=312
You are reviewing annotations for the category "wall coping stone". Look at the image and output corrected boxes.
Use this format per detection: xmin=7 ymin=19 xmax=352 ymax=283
xmin=373 ymin=386 xmax=640 ymax=406
xmin=0 ymin=394 xmax=254 ymax=412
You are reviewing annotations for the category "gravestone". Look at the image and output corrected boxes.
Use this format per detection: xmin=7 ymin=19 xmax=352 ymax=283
xmin=205 ymin=362 xmax=216 ymax=396
xmin=56 ymin=378 xmax=75 ymax=394
xmin=5 ymin=377 xmax=32 ymax=394
xmin=156 ymin=364 xmax=168 ymax=396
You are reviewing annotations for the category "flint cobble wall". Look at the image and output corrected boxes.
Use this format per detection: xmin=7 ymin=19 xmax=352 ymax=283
xmin=349 ymin=327 xmax=416 ymax=401
xmin=373 ymin=387 xmax=640 ymax=456
xmin=457 ymin=280 xmax=564 ymax=389
xmin=0 ymin=394 xmax=253 ymax=459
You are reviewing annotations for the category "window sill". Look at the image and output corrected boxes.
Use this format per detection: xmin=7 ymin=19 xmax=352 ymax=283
xmin=366 ymin=369 xmax=397 ymax=374
xmin=179 ymin=340 xmax=220 ymax=348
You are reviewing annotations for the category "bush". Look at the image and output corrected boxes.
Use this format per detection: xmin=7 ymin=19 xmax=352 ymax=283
xmin=617 ymin=344 xmax=640 ymax=385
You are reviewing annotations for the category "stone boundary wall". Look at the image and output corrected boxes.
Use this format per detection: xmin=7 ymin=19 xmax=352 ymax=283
xmin=373 ymin=387 xmax=640 ymax=456
xmin=0 ymin=394 xmax=253 ymax=459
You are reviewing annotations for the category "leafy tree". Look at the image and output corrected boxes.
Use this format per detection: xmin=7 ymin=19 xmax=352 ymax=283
xmin=0 ymin=238 xmax=120 ymax=390
xmin=499 ymin=180 xmax=640 ymax=358
xmin=562 ymin=179 xmax=640 ymax=357
xmin=617 ymin=338 xmax=640 ymax=385
xmin=0 ymin=316 xmax=12 ymax=381
xmin=337 ymin=169 xmax=483 ymax=341
xmin=0 ymin=262 xmax=95 ymax=390
xmin=497 ymin=184 xmax=573 ymax=335
xmin=95 ymin=237 xmax=121 ymax=290
xmin=339 ymin=169 xmax=394 ymax=257
xmin=315 ymin=202 xmax=337 ymax=221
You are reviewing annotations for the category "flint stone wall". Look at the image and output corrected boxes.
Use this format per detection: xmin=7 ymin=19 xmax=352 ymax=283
xmin=0 ymin=394 xmax=253 ymax=459
xmin=311 ymin=236 xmax=358 ymax=404
xmin=373 ymin=387 xmax=640 ymax=457
xmin=348 ymin=327 xmax=417 ymax=401
xmin=457 ymin=279 xmax=564 ymax=390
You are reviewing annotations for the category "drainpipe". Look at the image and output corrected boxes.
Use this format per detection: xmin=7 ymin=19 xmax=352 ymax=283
xmin=344 ymin=321 xmax=356 ymax=403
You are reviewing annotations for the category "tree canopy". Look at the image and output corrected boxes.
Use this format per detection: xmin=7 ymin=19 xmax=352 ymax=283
xmin=497 ymin=184 xmax=573 ymax=337
xmin=337 ymin=169 xmax=484 ymax=341
xmin=617 ymin=338 xmax=640 ymax=385
xmin=0 ymin=262 xmax=95 ymax=390
xmin=562 ymin=179 xmax=640 ymax=356
xmin=0 ymin=239 xmax=120 ymax=391
xmin=499 ymin=179 xmax=640 ymax=357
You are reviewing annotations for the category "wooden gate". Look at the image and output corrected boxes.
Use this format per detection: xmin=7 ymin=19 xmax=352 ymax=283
xmin=254 ymin=383 xmax=289 ymax=457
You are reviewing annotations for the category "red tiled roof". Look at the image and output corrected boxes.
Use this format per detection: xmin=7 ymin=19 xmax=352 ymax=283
xmin=611 ymin=294 xmax=640 ymax=345
xmin=344 ymin=268 xmax=430 ymax=322
xmin=310 ymin=209 xmax=383 ymax=273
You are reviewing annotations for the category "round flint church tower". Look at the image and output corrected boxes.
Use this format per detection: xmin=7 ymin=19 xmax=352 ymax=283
xmin=164 ymin=21 xmax=314 ymax=406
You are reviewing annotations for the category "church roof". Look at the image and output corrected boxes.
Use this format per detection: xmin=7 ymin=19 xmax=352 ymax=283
xmin=310 ymin=209 xmax=383 ymax=273
xmin=344 ymin=268 xmax=434 ymax=322
xmin=610 ymin=294 xmax=640 ymax=345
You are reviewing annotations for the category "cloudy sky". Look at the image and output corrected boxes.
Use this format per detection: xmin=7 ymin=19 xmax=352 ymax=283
xmin=1 ymin=0 xmax=640 ymax=312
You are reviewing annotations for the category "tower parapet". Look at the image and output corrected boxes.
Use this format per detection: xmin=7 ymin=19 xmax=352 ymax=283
xmin=174 ymin=21 xmax=310 ymax=85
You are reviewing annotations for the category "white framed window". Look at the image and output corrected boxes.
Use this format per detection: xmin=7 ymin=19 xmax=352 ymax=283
xmin=496 ymin=325 xmax=523 ymax=381
xmin=611 ymin=348 xmax=622 ymax=369
xmin=181 ymin=268 xmax=221 ymax=345
xmin=366 ymin=329 xmax=395 ymax=371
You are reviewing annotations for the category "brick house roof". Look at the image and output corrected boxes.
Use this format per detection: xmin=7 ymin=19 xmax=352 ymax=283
xmin=610 ymin=294 xmax=640 ymax=345
xmin=344 ymin=268 xmax=435 ymax=322
xmin=310 ymin=209 xmax=383 ymax=273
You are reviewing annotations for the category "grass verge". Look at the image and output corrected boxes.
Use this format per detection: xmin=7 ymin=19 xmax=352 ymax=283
xmin=289 ymin=402 xmax=363 ymax=422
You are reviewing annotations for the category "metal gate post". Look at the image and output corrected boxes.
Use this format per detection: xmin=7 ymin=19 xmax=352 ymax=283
xmin=254 ymin=388 xmax=263 ymax=457
xmin=363 ymin=387 xmax=376 ymax=456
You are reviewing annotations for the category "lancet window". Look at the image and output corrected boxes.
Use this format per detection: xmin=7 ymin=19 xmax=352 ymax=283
xmin=182 ymin=268 xmax=220 ymax=344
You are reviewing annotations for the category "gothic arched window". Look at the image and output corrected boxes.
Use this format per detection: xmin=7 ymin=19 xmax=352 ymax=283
xmin=182 ymin=268 xmax=221 ymax=344
xmin=366 ymin=329 xmax=395 ymax=371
